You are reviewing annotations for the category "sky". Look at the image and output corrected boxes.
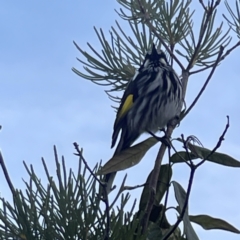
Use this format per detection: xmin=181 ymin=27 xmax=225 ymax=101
xmin=0 ymin=1 xmax=240 ymax=239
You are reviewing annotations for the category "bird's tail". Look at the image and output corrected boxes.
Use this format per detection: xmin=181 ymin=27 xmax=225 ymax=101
xmin=104 ymin=135 xmax=124 ymax=195
xmin=104 ymin=129 xmax=139 ymax=195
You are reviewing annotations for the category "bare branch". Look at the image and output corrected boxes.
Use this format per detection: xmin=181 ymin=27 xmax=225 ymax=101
xmin=74 ymin=142 xmax=103 ymax=187
xmin=162 ymin=162 xmax=196 ymax=240
xmin=183 ymin=45 xmax=224 ymax=118
xmin=73 ymin=142 xmax=110 ymax=240
xmin=109 ymin=174 xmax=128 ymax=209
xmin=196 ymin=115 xmax=230 ymax=168
xmin=123 ymin=183 xmax=146 ymax=191
xmin=164 ymin=115 xmax=230 ymax=239
xmin=160 ymin=147 xmax=172 ymax=227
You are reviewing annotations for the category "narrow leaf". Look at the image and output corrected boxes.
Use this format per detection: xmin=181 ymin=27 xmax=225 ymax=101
xmin=189 ymin=145 xmax=240 ymax=167
xmin=98 ymin=137 xmax=158 ymax=175
xmin=189 ymin=214 xmax=240 ymax=233
xmin=170 ymin=145 xmax=240 ymax=168
xmin=139 ymin=164 xmax=172 ymax=212
xmin=170 ymin=151 xmax=197 ymax=163
xmin=172 ymin=181 xmax=199 ymax=240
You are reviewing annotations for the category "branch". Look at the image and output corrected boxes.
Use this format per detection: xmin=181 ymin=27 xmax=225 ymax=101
xmin=74 ymin=143 xmax=103 ymax=187
xmin=164 ymin=116 xmax=230 ymax=238
xmin=141 ymin=125 xmax=174 ymax=233
xmin=199 ymin=0 xmax=208 ymax=11
xmin=163 ymin=133 xmax=200 ymax=239
xmin=123 ymin=183 xmax=145 ymax=191
xmin=162 ymin=163 xmax=196 ymax=240
xmin=183 ymin=45 xmax=224 ymax=118
xmin=109 ymin=174 xmax=128 ymax=209
xmin=196 ymin=115 xmax=230 ymax=168
xmin=160 ymin=147 xmax=172 ymax=227
xmin=73 ymin=142 xmax=110 ymax=240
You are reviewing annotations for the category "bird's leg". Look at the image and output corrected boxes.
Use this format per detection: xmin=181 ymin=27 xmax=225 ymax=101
xmin=168 ymin=115 xmax=180 ymax=128
xmin=159 ymin=127 xmax=166 ymax=135
xmin=148 ymin=130 xmax=171 ymax=148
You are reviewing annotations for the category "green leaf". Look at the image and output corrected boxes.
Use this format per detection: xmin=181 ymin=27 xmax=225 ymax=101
xmin=138 ymin=164 xmax=172 ymax=231
xmin=139 ymin=164 xmax=172 ymax=212
xmin=170 ymin=145 xmax=240 ymax=167
xmin=170 ymin=151 xmax=197 ymax=163
xmin=154 ymin=165 xmax=172 ymax=207
xmin=172 ymin=181 xmax=199 ymax=240
xmin=147 ymin=222 xmax=182 ymax=240
xmin=189 ymin=214 xmax=240 ymax=234
xmin=97 ymin=137 xmax=158 ymax=175
xmin=147 ymin=222 xmax=163 ymax=239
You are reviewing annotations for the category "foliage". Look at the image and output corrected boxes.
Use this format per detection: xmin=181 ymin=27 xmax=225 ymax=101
xmin=1 ymin=0 xmax=240 ymax=239
xmin=0 ymin=148 xmax=144 ymax=240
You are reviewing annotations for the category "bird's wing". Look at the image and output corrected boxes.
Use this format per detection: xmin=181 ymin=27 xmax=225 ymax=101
xmin=111 ymin=74 xmax=140 ymax=148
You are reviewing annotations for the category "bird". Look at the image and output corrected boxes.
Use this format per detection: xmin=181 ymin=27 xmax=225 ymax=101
xmin=104 ymin=43 xmax=183 ymax=194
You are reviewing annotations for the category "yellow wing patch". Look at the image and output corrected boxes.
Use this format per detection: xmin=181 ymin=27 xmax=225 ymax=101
xmin=118 ymin=94 xmax=134 ymax=120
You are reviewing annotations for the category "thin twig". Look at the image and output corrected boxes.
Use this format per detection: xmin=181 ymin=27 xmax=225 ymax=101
xmin=196 ymin=115 xmax=230 ymax=168
xmin=109 ymin=175 xmax=128 ymax=209
xmin=74 ymin=142 xmax=103 ymax=187
xmin=163 ymin=116 xmax=229 ymax=239
xmin=182 ymin=134 xmax=196 ymax=166
xmin=183 ymin=45 xmax=224 ymax=118
xmin=73 ymin=142 xmax=110 ymax=240
xmin=199 ymin=0 xmax=208 ymax=11
xmin=163 ymin=134 xmax=196 ymax=239
xmin=172 ymin=140 xmax=191 ymax=167
xmin=160 ymin=147 xmax=172 ymax=227
xmin=162 ymin=163 xmax=196 ymax=240
xmin=123 ymin=183 xmax=146 ymax=191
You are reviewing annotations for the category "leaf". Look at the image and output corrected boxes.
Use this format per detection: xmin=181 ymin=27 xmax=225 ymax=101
xmin=189 ymin=214 xmax=240 ymax=233
xmin=139 ymin=164 xmax=172 ymax=212
xmin=172 ymin=181 xmax=199 ymax=240
xmin=138 ymin=164 xmax=172 ymax=230
xmin=147 ymin=222 xmax=163 ymax=239
xmin=154 ymin=165 xmax=172 ymax=207
xmin=148 ymin=222 xmax=182 ymax=240
xmin=97 ymin=137 xmax=158 ymax=175
xmin=170 ymin=145 xmax=240 ymax=167
xmin=170 ymin=151 xmax=198 ymax=163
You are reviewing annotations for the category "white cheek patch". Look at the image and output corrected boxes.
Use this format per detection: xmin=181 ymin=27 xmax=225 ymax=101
xmin=132 ymin=70 xmax=139 ymax=81
xmin=166 ymin=75 xmax=172 ymax=94
xmin=143 ymin=59 xmax=150 ymax=68
xmin=159 ymin=58 xmax=167 ymax=66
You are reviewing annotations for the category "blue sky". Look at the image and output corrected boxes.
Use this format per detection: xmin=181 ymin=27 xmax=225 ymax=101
xmin=0 ymin=1 xmax=240 ymax=239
